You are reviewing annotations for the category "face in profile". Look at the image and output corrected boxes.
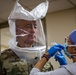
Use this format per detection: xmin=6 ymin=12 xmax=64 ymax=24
xmin=15 ymin=19 xmax=37 ymax=47
xmin=65 ymin=37 xmax=76 ymax=55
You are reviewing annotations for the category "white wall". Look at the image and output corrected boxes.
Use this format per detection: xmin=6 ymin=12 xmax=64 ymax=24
xmin=46 ymin=8 xmax=76 ymax=69
xmin=46 ymin=8 xmax=76 ymax=45
xmin=1 ymin=27 xmax=12 ymax=51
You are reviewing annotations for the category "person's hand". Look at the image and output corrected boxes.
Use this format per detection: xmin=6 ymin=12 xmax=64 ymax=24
xmin=54 ymin=51 xmax=68 ymax=65
xmin=47 ymin=44 xmax=64 ymax=58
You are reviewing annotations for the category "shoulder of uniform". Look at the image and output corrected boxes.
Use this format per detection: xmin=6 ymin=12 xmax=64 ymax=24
xmin=1 ymin=49 xmax=20 ymax=61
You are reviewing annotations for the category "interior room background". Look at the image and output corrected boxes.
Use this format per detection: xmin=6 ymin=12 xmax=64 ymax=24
xmin=1 ymin=7 xmax=76 ymax=69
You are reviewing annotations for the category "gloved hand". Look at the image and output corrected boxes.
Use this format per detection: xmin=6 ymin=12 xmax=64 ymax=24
xmin=47 ymin=44 xmax=64 ymax=58
xmin=54 ymin=51 xmax=68 ymax=65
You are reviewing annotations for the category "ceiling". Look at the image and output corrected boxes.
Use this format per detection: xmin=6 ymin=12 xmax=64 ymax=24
xmin=0 ymin=0 xmax=76 ymax=25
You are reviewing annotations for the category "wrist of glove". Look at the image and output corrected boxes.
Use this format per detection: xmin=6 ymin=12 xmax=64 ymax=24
xmin=54 ymin=51 xmax=68 ymax=65
xmin=47 ymin=44 xmax=64 ymax=58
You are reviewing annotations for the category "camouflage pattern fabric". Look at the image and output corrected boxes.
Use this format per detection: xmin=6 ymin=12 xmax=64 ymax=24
xmin=43 ymin=60 xmax=54 ymax=72
xmin=0 ymin=55 xmax=4 ymax=75
xmin=0 ymin=49 xmax=34 ymax=75
xmin=0 ymin=49 xmax=54 ymax=75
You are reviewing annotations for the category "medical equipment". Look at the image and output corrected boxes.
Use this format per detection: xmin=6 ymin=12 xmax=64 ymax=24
xmin=8 ymin=0 xmax=49 ymax=64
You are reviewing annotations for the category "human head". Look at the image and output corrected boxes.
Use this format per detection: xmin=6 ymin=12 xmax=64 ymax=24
xmin=8 ymin=0 xmax=49 ymax=48
xmin=15 ymin=19 xmax=37 ymax=47
xmin=64 ymin=29 xmax=76 ymax=62
xmin=8 ymin=0 xmax=49 ymax=64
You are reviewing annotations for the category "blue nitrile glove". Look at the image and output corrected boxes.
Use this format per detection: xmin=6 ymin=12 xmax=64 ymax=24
xmin=54 ymin=51 xmax=68 ymax=65
xmin=47 ymin=44 xmax=64 ymax=58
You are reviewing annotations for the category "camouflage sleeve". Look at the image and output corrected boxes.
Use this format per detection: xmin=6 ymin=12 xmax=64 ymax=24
xmin=0 ymin=55 xmax=4 ymax=75
xmin=1 ymin=49 xmax=54 ymax=75
xmin=42 ymin=60 xmax=54 ymax=72
xmin=0 ymin=55 xmax=7 ymax=75
xmin=1 ymin=49 xmax=33 ymax=75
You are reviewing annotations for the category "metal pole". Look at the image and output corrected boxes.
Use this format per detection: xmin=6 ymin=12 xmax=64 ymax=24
xmin=42 ymin=17 xmax=48 ymax=51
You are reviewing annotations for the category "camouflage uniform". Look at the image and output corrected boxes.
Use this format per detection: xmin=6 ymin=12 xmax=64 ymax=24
xmin=0 ymin=49 xmax=54 ymax=75
xmin=0 ymin=49 xmax=34 ymax=75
